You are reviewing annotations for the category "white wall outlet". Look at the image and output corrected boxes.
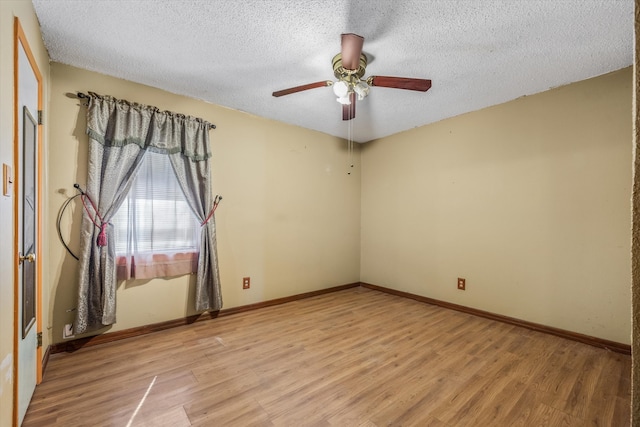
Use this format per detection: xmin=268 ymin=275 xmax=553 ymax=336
xmin=63 ymin=323 xmax=75 ymax=339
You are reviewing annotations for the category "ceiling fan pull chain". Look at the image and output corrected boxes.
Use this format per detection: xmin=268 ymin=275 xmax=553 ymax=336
xmin=347 ymin=116 xmax=354 ymax=175
xmin=348 ymin=118 xmax=350 ymax=174
xmin=350 ymin=118 xmax=354 ymax=170
xmin=347 ymin=138 xmax=351 ymax=175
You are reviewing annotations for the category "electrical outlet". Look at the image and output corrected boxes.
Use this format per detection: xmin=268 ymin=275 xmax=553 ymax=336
xmin=457 ymin=278 xmax=466 ymax=290
xmin=243 ymin=277 xmax=250 ymax=289
xmin=63 ymin=323 xmax=75 ymax=339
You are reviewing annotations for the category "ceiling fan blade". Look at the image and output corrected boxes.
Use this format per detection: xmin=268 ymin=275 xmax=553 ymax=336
xmin=342 ymin=92 xmax=356 ymax=121
xmin=369 ymin=76 xmax=432 ymax=92
xmin=272 ymin=81 xmax=332 ymax=97
xmin=341 ymin=33 xmax=364 ymax=71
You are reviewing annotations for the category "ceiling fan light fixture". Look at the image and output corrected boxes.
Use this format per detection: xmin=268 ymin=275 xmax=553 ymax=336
xmin=353 ymin=80 xmax=370 ymax=100
xmin=332 ymin=80 xmax=349 ymax=98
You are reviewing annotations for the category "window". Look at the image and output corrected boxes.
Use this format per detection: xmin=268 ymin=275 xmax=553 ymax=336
xmin=112 ymin=151 xmax=200 ymax=280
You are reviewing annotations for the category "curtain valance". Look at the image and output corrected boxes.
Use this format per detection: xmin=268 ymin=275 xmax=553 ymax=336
xmin=84 ymin=92 xmax=215 ymax=161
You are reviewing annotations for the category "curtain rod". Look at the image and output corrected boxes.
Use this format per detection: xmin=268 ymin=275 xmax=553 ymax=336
xmin=76 ymin=92 xmax=216 ymax=129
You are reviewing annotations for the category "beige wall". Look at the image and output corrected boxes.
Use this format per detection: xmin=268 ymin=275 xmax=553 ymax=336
xmin=361 ymin=68 xmax=632 ymax=344
xmin=48 ymin=63 xmax=361 ymax=343
xmin=0 ymin=1 xmax=51 ymax=425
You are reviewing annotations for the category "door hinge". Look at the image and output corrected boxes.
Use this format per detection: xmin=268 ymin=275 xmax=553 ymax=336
xmin=37 ymin=332 xmax=42 ymax=348
xmin=37 ymin=110 xmax=43 ymax=125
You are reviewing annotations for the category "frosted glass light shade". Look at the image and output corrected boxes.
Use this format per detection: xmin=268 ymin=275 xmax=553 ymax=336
xmin=354 ymin=81 xmax=370 ymax=100
xmin=333 ymin=80 xmax=349 ymax=97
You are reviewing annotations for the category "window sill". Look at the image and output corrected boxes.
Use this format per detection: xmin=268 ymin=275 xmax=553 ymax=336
xmin=116 ymin=251 xmax=198 ymax=280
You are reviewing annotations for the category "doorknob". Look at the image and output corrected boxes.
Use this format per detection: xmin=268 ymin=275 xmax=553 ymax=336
xmin=19 ymin=252 xmax=36 ymax=264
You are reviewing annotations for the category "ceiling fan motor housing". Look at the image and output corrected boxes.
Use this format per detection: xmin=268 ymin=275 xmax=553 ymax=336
xmin=332 ymin=53 xmax=368 ymax=82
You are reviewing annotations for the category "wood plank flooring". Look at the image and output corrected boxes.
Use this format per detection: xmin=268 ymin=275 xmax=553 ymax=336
xmin=23 ymin=287 xmax=631 ymax=426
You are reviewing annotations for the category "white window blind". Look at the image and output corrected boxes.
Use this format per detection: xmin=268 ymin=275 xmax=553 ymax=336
xmin=112 ymin=151 xmax=199 ymax=255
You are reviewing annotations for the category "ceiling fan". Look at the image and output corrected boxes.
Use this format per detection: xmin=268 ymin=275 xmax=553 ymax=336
xmin=272 ymin=33 xmax=432 ymax=121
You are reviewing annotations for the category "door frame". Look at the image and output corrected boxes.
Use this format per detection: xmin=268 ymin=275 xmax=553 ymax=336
xmin=13 ymin=17 xmax=43 ymax=426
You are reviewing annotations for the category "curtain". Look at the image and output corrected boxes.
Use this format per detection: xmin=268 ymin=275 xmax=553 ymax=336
xmin=169 ymin=151 xmax=222 ymax=312
xmin=75 ymin=93 xmax=221 ymax=334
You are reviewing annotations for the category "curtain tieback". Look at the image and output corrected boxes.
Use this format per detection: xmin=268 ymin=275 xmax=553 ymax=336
xmin=81 ymin=193 xmax=109 ymax=247
xmin=97 ymin=223 xmax=108 ymax=246
xmin=201 ymin=195 xmax=222 ymax=226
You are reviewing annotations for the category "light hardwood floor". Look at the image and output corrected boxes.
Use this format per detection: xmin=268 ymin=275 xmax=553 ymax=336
xmin=24 ymin=287 xmax=630 ymax=426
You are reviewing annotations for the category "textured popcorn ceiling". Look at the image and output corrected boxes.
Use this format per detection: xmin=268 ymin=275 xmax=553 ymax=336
xmin=32 ymin=0 xmax=633 ymax=143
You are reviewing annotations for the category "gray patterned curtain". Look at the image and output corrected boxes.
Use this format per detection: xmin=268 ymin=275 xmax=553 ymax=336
xmin=75 ymin=93 xmax=222 ymax=334
xmin=169 ymin=152 xmax=222 ymax=312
